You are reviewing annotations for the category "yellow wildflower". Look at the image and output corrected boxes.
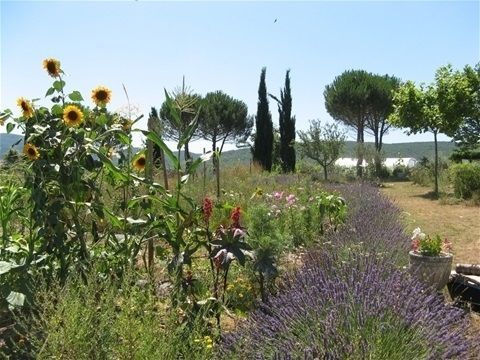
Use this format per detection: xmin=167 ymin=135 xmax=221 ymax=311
xmin=17 ymin=97 xmax=34 ymax=118
xmin=91 ymin=86 xmax=112 ymax=107
xmin=23 ymin=143 xmax=40 ymax=160
xmin=42 ymin=58 xmax=61 ymax=77
xmin=63 ymin=105 xmax=84 ymax=127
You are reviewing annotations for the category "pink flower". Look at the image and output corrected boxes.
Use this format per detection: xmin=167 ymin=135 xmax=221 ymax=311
xmin=274 ymin=191 xmax=284 ymax=200
xmin=286 ymin=194 xmax=297 ymax=206
xmin=233 ymin=228 xmax=245 ymax=238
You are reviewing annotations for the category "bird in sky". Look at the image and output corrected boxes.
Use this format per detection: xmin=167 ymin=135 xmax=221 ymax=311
xmin=274 ymin=18 xmax=277 ymax=23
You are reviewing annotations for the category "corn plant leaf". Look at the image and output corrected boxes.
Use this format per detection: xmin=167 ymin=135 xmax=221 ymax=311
xmin=6 ymin=291 xmax=26 ymax=308
xmin=0 ymin=261 xmax=18 ymax=275
xmin=96 ymin=151 xmax=129 ymax=182
xmin=143 ymin=130 xmax=179 ymax=170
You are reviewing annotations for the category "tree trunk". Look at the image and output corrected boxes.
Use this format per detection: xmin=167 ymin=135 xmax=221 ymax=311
xmin=215 ymin=147 xmax=220 ymax=200
xmin=323 ymin=164 xmax=328 ymax=181
xmin=434 ymin=130 xmax=439 ymax=197
xmin=356 ymin=126 xmax=364 ymax=178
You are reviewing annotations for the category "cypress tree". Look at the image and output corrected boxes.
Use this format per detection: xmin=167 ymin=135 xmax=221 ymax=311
xmin=279 ymin=70 xmax=296 ymax=172
xmin=253 ymin=67 xmax=273 ymax=171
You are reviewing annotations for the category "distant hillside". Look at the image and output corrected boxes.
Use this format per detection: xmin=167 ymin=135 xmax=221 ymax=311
xmin=218 ymin=141 xmax=456 ymax=168
xmin=0 ymin=133 xmax=23 ymax=156
xmin=0 ymin=133 xmax=456 ymax=165
xmin=341 ymin=141 xmax=456 ymax=159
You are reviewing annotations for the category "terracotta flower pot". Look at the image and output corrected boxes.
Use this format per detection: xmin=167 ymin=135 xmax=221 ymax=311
xmin=409 ymin=251 xmax=453 ymax=290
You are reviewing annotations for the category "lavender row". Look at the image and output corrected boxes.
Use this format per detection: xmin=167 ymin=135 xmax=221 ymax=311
xmin=218 ymin=183 xmax=478 ymax=359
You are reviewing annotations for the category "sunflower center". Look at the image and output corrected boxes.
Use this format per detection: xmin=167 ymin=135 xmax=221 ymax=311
xmin=47 ymin=61 xmax=57 ymax=73
xmin=21 ymin=102 xmax=28 ymax=111
xmin=28 ymin=148 xmax=36 ymax=156
xmin=137 ymin=157 xmax=146 ymax=167
xmin=68 ymin=111 xmax=79 ymax=121
xmin=96 ymin=90 xmax=108 ymax=101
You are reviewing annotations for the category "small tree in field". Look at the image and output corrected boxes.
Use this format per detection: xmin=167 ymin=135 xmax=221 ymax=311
xmin=389 ymin=64 xmax=473 ymax=196
xmin=298 ymin=120 xmax=346 ymax=181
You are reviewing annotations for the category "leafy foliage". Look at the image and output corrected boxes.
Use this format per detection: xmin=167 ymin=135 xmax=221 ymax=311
xmin=298 ymin=120 xmax=346 ymax=180
xmin=450 ymin=163 xmax=480 ymax=199
xmin=389 ymin=64 xmax=475 ymax=195
xmin=198 ymin=90 xmax=252 ymax=154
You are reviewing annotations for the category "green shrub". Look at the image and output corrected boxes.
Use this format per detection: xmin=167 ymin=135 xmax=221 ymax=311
xmin=450 ymin=163 xmax=480 ymax=199
xmin=8 ymin=271 xmax=215 ymax=359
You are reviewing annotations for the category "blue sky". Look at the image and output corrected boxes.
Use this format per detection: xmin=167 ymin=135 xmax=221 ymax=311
xmin=1 ymin=0 xmax=479 ymax=151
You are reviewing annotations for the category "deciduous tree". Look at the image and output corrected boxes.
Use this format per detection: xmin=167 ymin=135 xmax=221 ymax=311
xmin=389 ymin=64 xmax=472 ymax=195
xmin=298 ymin=120 xmax=346 ymax=181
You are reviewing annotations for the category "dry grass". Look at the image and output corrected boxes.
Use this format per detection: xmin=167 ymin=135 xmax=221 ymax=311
xmin=381 ymin=181 xmax=480 ymax=338
xmin=381 ymin=181 xmax=480 ymax=264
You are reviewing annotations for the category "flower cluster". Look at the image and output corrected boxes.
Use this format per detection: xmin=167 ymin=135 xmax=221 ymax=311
xmin=411 ymin=227 xmax=452 ymax=256
xmin=194 ymin=335 xmax=213 ymax=350
xmin=15 ymin=58 xmax=114 ymax=162
xmin=202 ymin=197 xmax=213 ymax=223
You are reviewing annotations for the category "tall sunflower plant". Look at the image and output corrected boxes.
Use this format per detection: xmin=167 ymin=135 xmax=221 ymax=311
xmin=0 ymin=58 xmax=146 ymax=288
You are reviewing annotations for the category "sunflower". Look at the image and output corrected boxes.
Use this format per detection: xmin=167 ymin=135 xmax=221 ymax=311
xmin=132 ymin=153 xmax=146 ymax=171
xmin=16 ymin=97 xmax=34 ymax=118
xmin=91 ymin=86 xmax=112 ymax=107
xmin=63 ymin=105 xmax=84 ymax=127
xmin=42 ymin=58 xmax=61 ymax=78
xmin=23 ymin=143 xmax=40 ymax=160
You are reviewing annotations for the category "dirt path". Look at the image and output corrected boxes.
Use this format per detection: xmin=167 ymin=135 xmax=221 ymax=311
xmin=381 ymin=182 xmax=480 ymax=264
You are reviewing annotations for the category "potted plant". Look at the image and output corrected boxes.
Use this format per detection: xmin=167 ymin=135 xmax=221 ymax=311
xmin=409 ymin=227 xmax=453 ymax=290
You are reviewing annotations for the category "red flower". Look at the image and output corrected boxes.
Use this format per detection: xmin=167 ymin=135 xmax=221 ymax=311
xmin=230 ymin=206 xmax=241 ymax=228
xmin=203 ymin=197 xmax=213 ymax=222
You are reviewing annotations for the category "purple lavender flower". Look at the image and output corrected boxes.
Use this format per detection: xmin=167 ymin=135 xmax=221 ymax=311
xmin=218 ymin=183 xmax=478 ymax=359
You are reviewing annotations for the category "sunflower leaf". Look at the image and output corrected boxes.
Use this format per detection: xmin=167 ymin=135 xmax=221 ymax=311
xmin=51 ymin=104 xmax=63 ymax=116
xmin=45 ymin=87 xmax=55 ymax=97
xmin=96 ymin=114 xmax=108 ymax=126
xmin=53 ymin=80 xmax=65 ymax=91
xmin=68 ymin=91 xmax=84 ymax=102
xmin=6 ymin=123 xmax=15 ymax=134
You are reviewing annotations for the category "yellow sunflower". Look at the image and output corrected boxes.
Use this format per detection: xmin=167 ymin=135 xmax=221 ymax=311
xmin=91 ymin=86 xmax=112 ymax=107
xmin=132 ymin=153 xmax=146 ymax=171
xmin=63 ymin=105 xmax=84 ymax=127
xmin=16 ymin=97 xmax=34 ymax=118
xmin=23 ymin=143 xmax=40 ymax=160
xmin=42 ymin=58 xmax=61 ymax=78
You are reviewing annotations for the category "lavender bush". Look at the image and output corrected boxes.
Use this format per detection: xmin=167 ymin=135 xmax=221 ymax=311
xmin=219 ymin=183 xmax=478 ymax=359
